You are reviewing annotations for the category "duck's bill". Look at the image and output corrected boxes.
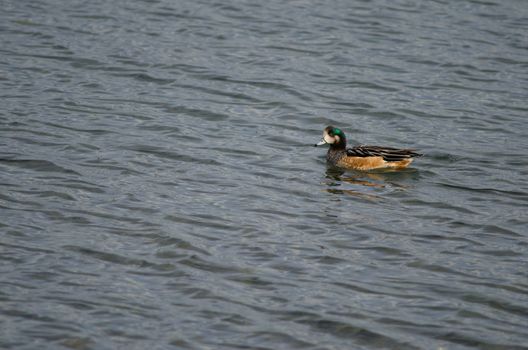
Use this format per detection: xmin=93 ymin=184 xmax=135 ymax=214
xmin=314 ymin=139 xmax=327 ymax=147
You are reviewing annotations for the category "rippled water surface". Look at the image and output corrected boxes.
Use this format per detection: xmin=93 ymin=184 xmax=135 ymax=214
xmin=2 ymin=0 xmax=528 ymax=349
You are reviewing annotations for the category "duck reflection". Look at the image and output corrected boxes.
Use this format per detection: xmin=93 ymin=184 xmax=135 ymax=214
xmin=323 ymin=166 xmax=418 ymax=198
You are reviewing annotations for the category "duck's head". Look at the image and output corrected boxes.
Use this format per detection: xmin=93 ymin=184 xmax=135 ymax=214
xmin=314 ymin=125 xmax=347 ymax=148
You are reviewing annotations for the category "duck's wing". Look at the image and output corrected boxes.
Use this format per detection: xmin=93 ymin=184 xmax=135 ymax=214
xmin=347 ymin=145 xmax=423 ymax=162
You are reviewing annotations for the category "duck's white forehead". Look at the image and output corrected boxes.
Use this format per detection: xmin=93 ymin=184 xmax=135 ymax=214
xmin=324 ymin=133 xmax=335 ymax=143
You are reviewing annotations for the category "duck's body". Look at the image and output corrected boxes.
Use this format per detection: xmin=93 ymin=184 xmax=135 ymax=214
xmin=315 ymin=126 xmax=422 ymax=170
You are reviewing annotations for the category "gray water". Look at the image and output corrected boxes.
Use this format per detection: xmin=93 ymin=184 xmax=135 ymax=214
xmin=1 ymin=0 xmax=528 ymax=349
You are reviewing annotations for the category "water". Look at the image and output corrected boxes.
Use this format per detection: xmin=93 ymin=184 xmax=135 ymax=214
xmin=1 ymin=0 xmax=528 ymax=349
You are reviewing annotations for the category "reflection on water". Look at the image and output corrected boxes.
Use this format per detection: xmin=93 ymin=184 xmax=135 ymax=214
xmin=323 ymin=167 xmax=418 ymax=199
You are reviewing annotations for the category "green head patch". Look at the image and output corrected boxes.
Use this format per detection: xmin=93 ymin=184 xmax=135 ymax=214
xmin=332 ymin=128 xmax=342 ymax=135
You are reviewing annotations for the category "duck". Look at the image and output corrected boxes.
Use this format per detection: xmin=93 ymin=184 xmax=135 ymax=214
xmin=314 ymin=125 xmax=422 ymax=170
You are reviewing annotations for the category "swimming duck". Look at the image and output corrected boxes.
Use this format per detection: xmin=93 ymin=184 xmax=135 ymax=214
xmin=314 ymin=125 xmax=422 ymax=170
